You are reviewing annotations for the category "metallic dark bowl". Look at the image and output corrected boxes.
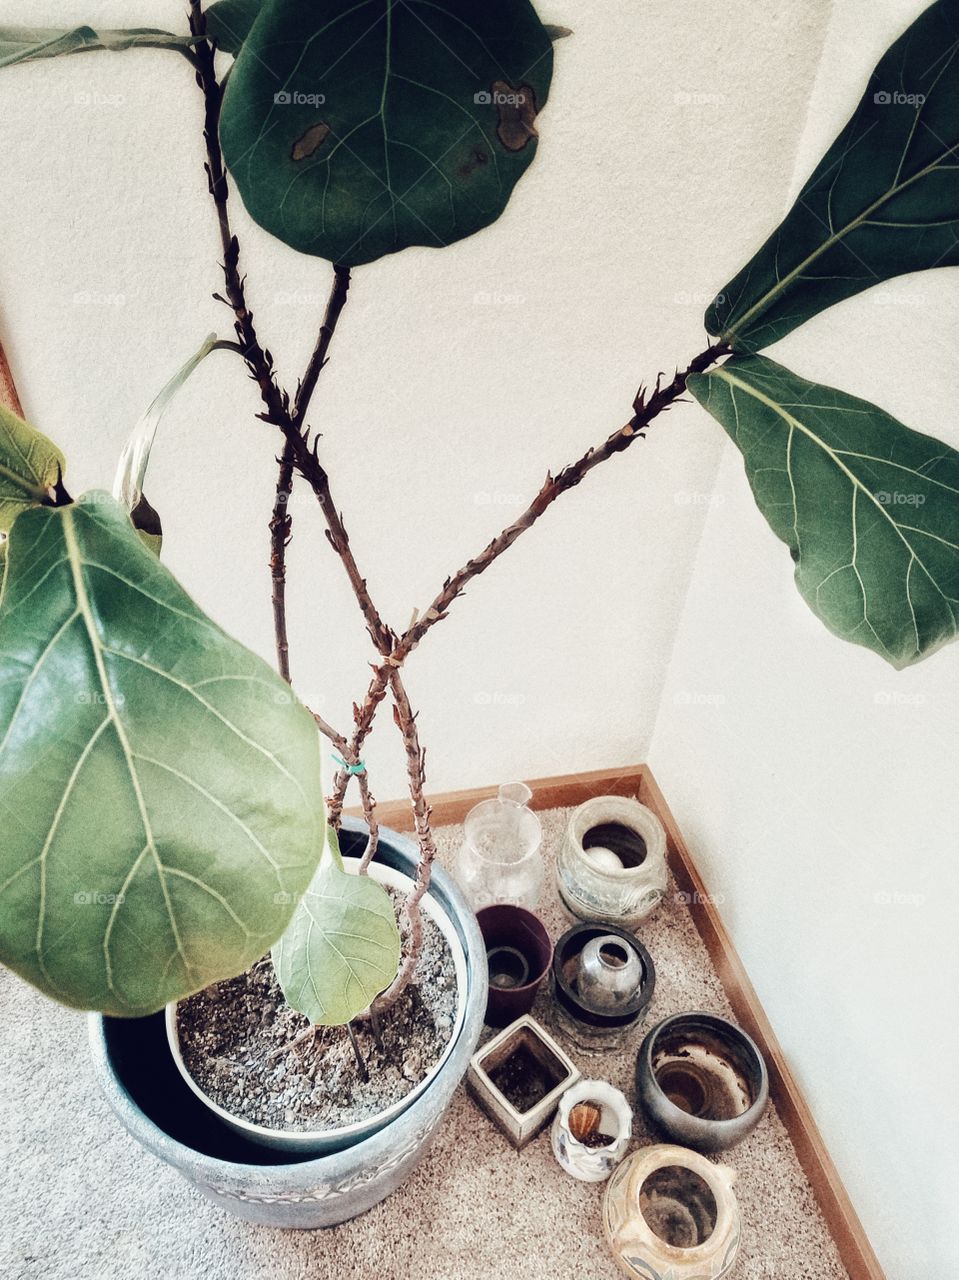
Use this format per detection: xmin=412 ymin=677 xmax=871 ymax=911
xmin=636 ymin=1011 xmax=769 ymax=1153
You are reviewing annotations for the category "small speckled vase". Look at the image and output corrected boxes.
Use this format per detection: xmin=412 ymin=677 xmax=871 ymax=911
xmin=88 ymin=818 xmax=488 ymax=1229
xmin=603 ymin=1144 xmax=741 ymax=1280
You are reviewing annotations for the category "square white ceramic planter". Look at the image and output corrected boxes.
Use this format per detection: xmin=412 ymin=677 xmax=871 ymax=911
xmin=467 ymin=1014 xmax=580 ymax=1149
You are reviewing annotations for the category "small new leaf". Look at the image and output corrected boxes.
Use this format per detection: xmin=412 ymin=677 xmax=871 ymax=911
xmin=272 ymin=838 xmax=401 ymax=1027
xmin=707 ymin=0 xmax=959 ymax=350
xmin=688 ymin=356 xmax=959 ymax=667
xmin=206 ymin=0 xmax=261 ymax=55
xmin=0 ymin=402 xmax=65 ymax=532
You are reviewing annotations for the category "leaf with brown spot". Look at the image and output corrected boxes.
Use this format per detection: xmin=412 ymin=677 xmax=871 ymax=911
xmin=220 ymin=0 xmax=553 ymax=266
xmin=291 ymin=123 xmax=331 ymax=162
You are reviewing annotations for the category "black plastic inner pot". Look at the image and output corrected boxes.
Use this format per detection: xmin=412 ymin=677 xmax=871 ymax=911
xmin=486 ymin=945 xmax=530 ymax=991
xmin=552 ymin=922 xmax=655 ymax=1028
xmin=582 ymin=821 xmax=648 ymax=869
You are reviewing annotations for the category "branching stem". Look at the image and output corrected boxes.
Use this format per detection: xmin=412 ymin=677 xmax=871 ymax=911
xmin=188 ymin=12 xmax=729 ymax=1014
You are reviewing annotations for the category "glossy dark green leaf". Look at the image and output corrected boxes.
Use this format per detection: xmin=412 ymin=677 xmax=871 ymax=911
xmin=0 ymin=492 xmax=325 ymax=1015
xmin=688 ymin=356 xmax=959 ymax=667
xmin=272 ymin=830 xmax=400 ymax=1026
xmin=219 ymin=0 xmax=553 ymax=266
xmin=707 ymin=0 xmax=959 ymax=351
xmin=0 ymin=26 xmax=196 ymax=67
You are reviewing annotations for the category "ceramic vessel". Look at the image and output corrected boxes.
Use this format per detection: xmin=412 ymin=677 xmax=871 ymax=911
xmin=557 ymin=795 xmax=668 ymax=926
xmin=552 ymin=922 xmax=655 ymax=1054
xmin=454 ymin=782 xmax=545 ymax=910
xmin=550 ymin=1079 xmax=632 ymax=1182
xmin=165 ymin=857 xmax=469 ymax=1156
xmin=88 ymin=818 xmax=487 ymax=1229
xmin=603 ymin=1144 xmax=741 ymax=1280
xmin=467 ymin=1014 xmax=579 ymax=1149
xmin=577 ymin=933 xmax=645 ymax=1012
xmin=636 ymin=1012 xmax=769 ymax=1153
xmin=476 ymin=904 xmax=553 ymax=1028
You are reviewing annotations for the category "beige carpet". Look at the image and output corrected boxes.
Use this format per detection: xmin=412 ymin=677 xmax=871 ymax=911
xmin=0 ymin=808 xmax=849 ymax=1280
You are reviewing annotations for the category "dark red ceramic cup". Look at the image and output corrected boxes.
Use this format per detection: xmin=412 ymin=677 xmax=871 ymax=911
xmin=476 ymin=905 xmax=553 ymax=1028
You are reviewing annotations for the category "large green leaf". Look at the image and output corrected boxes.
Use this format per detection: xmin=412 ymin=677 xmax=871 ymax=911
xmin=272 ymin=830 xmax=400 ymax=1026
xmin=688 ymin=356 xmax=959 ymax=667
xmin=0 ymin=26 xmax=196 ymax=67
xmin=0 ymin=492 xmax=325 ymax=1015
xmin=219 ymin=0 xmax=553 ymax=266
xmin=0 ymin=402 xmax=65 ymax=532
xmin=706 ymin=0 xmax=959 ymax=351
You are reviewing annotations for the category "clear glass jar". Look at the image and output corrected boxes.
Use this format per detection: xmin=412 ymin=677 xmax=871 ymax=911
xmin=454 ymin=782 xmax=544 ymax=911
xmin=556 ymin=795 xmax=667 ymax=927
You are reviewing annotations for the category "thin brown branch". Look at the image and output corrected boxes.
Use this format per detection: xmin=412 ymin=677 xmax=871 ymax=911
xmin=367 ymin=667 xmax=435 ymax=1014
xmin=189 ymin=9 xmax=393 ymax=658
xmin=269 ymin=266 xmax=353 ymax=681
xmin=269 ymin=439 xmax=296 ymax=682
xmin=393 ymin=341 xmax=729 ymax=665
xmin=331 ymin=341 xmax=730 ymax=830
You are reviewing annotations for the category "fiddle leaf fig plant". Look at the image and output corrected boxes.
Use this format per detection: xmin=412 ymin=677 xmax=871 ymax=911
xmin=688 ymin=357 xmax=959 ymax=666
xmin=0 ymin=0 xmax=956 ymax=1046
xmin=706 ymin=0 xmax=959 ymax=352
xmin=218 ymin=0 xmax=554 ymax=263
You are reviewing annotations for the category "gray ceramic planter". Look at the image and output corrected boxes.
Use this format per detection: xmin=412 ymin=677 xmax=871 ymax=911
xmin=636 ymin=1011 xmax=769 ymax=1153
xmin=88 ymin=818 xmax=488 ymax=1229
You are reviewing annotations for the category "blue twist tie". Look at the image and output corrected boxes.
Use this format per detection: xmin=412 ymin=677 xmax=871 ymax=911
xmin=332 ymin=753 xmax=366 ymax=775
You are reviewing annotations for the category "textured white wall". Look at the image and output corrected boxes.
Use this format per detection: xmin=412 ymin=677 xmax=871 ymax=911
xmin=11 ymin=2 xmax=945 ymax=1271
xmin=649 ymin=1 xmax=959 ymax=1275
xmin=0 ymin=0 xmax=829 ymax=800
